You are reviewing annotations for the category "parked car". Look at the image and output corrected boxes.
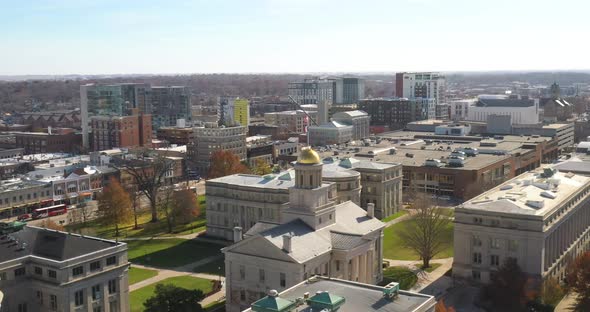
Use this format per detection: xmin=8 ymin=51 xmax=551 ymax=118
xmin=17 ymin=214 xmax=31 ymax=221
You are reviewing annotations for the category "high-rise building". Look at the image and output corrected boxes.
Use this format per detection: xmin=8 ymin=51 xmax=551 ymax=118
xmin=288 ymin=79 xmax=334 ymax=124
xmin=453 ymin=167 xmax=590 ymax=284
xmin=0 ymin=226 xmax=130 ymax=312
xmin=233 ymin=99 xmax=250 ymax=126
xmin=150 ymin=86 xmax=192 ymax=130
xmin=333 ymin=77 xmax=365 ymax=104
xmin=187 ymin=123 xmax=247 ymax=176
xmin=359 ymin=98 xmax=427 ymax=131
xmin=90 ymin=111 xmax=152 ymax=151
xmin=395 ymin=72 xmax=446 ymax=105
xmin=222 ymin=148 xmax=385 ymax=312
xmin=80 ymin=83 xmax=151 ymax=149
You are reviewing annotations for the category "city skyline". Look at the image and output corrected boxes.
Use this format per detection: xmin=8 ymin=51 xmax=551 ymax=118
xmin=1 ymin=0 xmax=589 ymax=75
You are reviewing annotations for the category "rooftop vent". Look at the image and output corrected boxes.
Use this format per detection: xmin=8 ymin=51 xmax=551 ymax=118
xmin=526 ymin=200 xmax=545 ymax=209
xmin=500 ymin=184 xmax=513 ymax=190
xmin=541 ymin=191 xmax=557 ymax=199
xmin=383 ymin=282 xmax=400 ymax=300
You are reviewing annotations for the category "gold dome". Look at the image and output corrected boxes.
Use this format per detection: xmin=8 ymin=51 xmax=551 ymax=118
xmin=298 ymin=147 xmax=321 ymax=164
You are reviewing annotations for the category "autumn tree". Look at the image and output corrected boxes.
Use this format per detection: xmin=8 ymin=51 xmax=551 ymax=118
xmin=97 ymin=177 xmax=133 ymax=239
xmin=399 ymin=195 xmax=450 ymax=268
xmin=250 ymin=158 xmax=272 ymax=176
xmin=172 ymin=189 xmax=200 ymax=224
xmin=144 ymin=284 xmax=205 ymax=312
xmin=207 ymin=150 xmax=249 ymax=178
xmin=39 ymin=219 xmax=65 ymax=231
xmin=435 ymin=300 xmax=456 ymax=312
xmin=540 ymin=277 xmax=565 ymax=307
xmin=115 ymin=149 xmax=174 ymax=222
xmin=482 ymin=257 xmax=528 ymax=311
xmin=566 ymin=251 xmax=590 ymax=311
xmin=158 ymin=186 xmax=176 ymax=233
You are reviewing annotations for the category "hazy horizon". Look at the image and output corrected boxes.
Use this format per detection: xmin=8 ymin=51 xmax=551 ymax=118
xmin=2 ymin=0 xmax=589 ymax=75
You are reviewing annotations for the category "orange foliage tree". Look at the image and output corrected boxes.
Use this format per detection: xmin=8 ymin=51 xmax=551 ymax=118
xmin=97 ymin=177 xmax=133 ymax=239
xmin=207 ymin=150 xmax=249 ymax=178
xmin=435 ymin=300 xmax=456 ymax=312
xmin=39 ymin=219 xmax=65 ymax=231
xmin=566 ymin=251 xmax=590 ymax=311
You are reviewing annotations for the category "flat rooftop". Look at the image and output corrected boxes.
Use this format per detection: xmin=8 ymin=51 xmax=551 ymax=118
xmin=311 ymin=130 xmax=554 ymax=171
xmin=242 ymin=277 xmax=434 ymax=312
xmin=461 ymin=167 xmax=590 ymax=217
xmin=0 ymin=226 xmax=122 ymax=263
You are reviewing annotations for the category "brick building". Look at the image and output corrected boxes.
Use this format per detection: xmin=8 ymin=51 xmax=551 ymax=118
xmin=90 ymin=112 xmax=152 ymax=151
xmin=14 ymin=128 xmax=82 ymax=155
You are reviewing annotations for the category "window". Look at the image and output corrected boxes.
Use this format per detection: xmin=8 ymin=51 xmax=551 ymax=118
xmin=240 ymin=290 xmax=246 ymax=302
xmin=50 ymin=295 xmax=57 ymax=311
xmin=491 ymin=219 xmax=500 ymax=227
xmin=17 ymin=303 xmax=27 ymax=312
xmin=336 ymin=260 xmax=340 ymax=271
xmin=280 ymin=272 xmax=286 ymax=287
xmin=259 ymin=269 xmax=265 ymax=282
xmin=15 ymin=267 xmax=25 ymax=277
xmin=48 ymin=270 xmax=57 ymax=279
xmin=472 ymin=235 xmax=482 ymax=247
xmin=106 ymin=256 xmax=116 ymax=266
xmin=0 ymin=272 xmax=6 ymax=280
xmin=92 ymin=284 xmax=102 ymax=301
xmin=74 ymin=290 xmax=84 ymax=306
xmin=472 ymin=270 xmax=481 ymax=280
xmin=491 ymin=255 xmax=500 ymax=266
xmin=34 ymin=266 xmax=43 ymax=275
xmin=491 ymin=238 xmax=501 ymax=249
xmin=36 ymin=291 xmax=43 ymax=304
xmin=72 ymin=266 xmax=84 ymax=276
xmin=108 ymin=279 xmax=117 ymax=294
xmin=508 ymin=240 xmax=518 ymax=252
xmin=472 ymin=252 xmax=482 ymax=264
xmin=473 ymin=217 xmax=483 ymax=224
xmin=90 ymin=261 xmax=101 ymax=271
xmin=237 ymin=261 xmax=248 ymax=279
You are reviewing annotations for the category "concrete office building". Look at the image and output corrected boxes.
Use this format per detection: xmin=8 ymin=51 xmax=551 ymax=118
xmin=0 ymin=179 xmax=53 ymax=220
xmin=467 ymin=96 xmax=540 ymax=125
xmin=187 ymin=124 xmax=247 ymax=176
xmin=206 ymin=156 xmax=401 ymax=240
xmin=453 ymin=167 xmax=590 ymax=284
xmin=288 ymin=79 xmax=334 ymax=124
xmin=449 ymin=99 xmax=477 ymax=121
xmin=332 ymin=110 xmax=370 ymax=141
xmin=264 ymin=110 xmax=317 ymax=135
xmin=150 ymin=86 xmax=192 ymax=130
xmin=243 ymin=276 xmax=436 ymax=312
xmin=0 ymin=226 xmax=129 ymax=312
xmin=223 ymin=148 xmax=385 ymax=312
xmin=90 ymin=112 xmax=152 ymax=151
xmin=395 ymin=72 xmax=446 ymax=105
xmin=307 ymin=121 xmax=353 ymax=146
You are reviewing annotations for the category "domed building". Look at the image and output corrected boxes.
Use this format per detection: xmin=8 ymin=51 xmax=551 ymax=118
xmin=223 ymin=147 xmax=386 ymax=312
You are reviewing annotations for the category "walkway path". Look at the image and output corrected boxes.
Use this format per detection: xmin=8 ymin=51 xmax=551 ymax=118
xmin=555 ymin=293 xmax=577 ymax=312
xmin=384 ymin=257 xmax=453 ymax=292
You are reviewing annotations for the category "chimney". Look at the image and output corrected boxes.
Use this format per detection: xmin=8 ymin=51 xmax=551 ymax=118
xmin=282 ymin=234 xmax=292 ymax=253
xmin=233 ymin=227 xmax=243 ymax=243
xmin=367 ymin=203 xmax=375 ymax=218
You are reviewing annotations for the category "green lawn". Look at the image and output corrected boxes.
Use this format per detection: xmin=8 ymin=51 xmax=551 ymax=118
xmin=66 ymin=195 xmax=208 ymax=239
xmin=127 ymin=238 xmax=223 ymax=268
xmin=194 ymin=256 xmax=225 ymax=276
xmin=421 ymin=262 xmax=442 ymax=273
xmin=381 ymin=210 xmax=408 ymax=223
xmin=379 ymin=266 xmax=418 ymax=290
xmin=128 ymin=267 xmax=158 ymax=285
xmin=130 ymin=276 xmax=214 ymax=312
xmin=383 ymin=219 xmax=454 ymax=260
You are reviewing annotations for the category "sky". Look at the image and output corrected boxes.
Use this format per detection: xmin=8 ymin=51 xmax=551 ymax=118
xmin=1 ymin=0 xmax=589 ymax=75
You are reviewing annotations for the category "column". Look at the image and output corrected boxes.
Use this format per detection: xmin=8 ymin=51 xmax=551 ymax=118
xmin=367 ymin=250 xmax=374 ymax=284
xmin=359 ymin=253 xmax=367 ymax=283
xmin=352 ymin=256 xmax=359 ymax=282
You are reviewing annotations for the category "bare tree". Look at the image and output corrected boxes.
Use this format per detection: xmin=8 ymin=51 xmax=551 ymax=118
xmin=125 ymin=184 xmax=142 ymax=230
xmin=400 ymin=195 xmax=451 ymax=268
xmin=115 ymin=149 xmax=174 ymax=223
xmin=158 ymin=186 xmax=175 ymax=233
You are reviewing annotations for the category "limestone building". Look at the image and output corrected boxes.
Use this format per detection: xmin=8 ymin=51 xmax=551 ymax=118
xmin=0 ymin=226 xmax=129 ymax=312
xmin=453 ymin=167 xmax=590 ymax=284
xmin=206 ymin=157 xmax=401 ymax=240
xmin=187 ymin=123 xmax=247 ymax=176
xmin=222 ymin=148 xmax=386 ymax=312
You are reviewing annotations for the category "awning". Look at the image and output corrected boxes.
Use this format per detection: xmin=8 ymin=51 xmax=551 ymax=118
xmin=80 ymin=192 xmax=93 ymax=196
